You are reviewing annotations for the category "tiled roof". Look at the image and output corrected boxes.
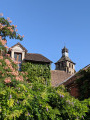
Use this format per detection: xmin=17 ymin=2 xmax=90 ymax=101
xmin=55 ymin=56 xmax=75 ymax=64
xmin=25 ymin=53 xmax=52 ymax=63
xmin=11 ymin=42 xmax=28 ymax=52
xmin=51 ymin=70 xmax=71 ymax=87
xmin=57 ymin=64 xmax=90 ymax=87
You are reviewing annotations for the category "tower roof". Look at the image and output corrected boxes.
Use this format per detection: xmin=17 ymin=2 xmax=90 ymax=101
xmin=55 ymin=46 xmax=75 ymax=64
xmin=62 ymin=46 xmax=68 ymax=53
xmin=55 ymin=56 xmax=75 ymax=64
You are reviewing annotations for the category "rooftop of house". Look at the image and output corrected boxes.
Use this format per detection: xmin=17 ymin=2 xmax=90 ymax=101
xmin=51 ymin=70 xmax=71 ymax=87
xmin=25 ymin=53 xmax=52 ymax=63
xmin=10 ymin=42 xmax=52 ymax=64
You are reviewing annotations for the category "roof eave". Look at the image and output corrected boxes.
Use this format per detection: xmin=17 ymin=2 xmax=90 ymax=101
xmin=55 ymin=60 xmax=76 ymax=64
xmin=24 ymin=59 xmax=52 ymax=63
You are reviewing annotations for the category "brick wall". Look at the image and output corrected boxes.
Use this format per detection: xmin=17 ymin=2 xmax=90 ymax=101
xmin=67 ymin=83 xmax=79 ymax=98
xmin=63 ymin=74 xmax=80 ymax=98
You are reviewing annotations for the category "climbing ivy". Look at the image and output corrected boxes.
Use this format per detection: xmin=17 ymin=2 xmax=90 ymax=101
xmin=76 ymin=67 xmax=90 ymax=100
xmin=21 ymin=62 xmax=51 ymax=86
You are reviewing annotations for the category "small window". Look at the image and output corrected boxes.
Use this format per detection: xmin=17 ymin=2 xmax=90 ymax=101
xmin=69 ymin=63 xmax=71 ymax=67
xmin=61 ymin=62 xmax=64 ymax=67
xmin=72 ymin=65 xmax=73 ymax=69
xmin=14 ymin=53 xmax=17 ymax=61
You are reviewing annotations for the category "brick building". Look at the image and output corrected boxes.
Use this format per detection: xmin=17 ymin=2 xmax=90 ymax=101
xmin=57 ymin=64 xmax=90 ymax=98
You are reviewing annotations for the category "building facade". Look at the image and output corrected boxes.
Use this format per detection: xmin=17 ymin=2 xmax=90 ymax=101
xmin=8 ymin=42 xmax=52 ymax=70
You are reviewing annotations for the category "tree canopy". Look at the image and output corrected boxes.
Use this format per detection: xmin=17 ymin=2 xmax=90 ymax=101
xmin=0 ymin=13 xmax=24 ymax=41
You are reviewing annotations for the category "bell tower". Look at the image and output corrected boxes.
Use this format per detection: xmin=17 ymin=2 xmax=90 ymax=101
xmin=55 ymin=46 xmax=76 ymax=74
xmin=62 ymin=46 xmax=69 ymax=57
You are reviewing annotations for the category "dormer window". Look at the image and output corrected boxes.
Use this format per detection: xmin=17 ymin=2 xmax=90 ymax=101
xmin=14 ymin=52 xmax=22 ymax=62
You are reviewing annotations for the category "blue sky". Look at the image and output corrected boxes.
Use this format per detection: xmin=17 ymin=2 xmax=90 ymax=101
xmin=1 ymin=0 xmax=90 ymax=71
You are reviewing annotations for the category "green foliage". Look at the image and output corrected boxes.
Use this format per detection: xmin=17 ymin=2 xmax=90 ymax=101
xmin=0 ymin=16 xmax=23 ymax=41
xmin=0 ymin=83 xmax=89 ymax=120
xmin=0 ymin=42 xmax=7 ymax=55
xmin=76 ymin=67 xmax=90 ymax=100
xmin=0 ymin=57 xmax=90 ymax=119
xmin=82 ymin=98 xmax=90 ymax=120
xmin=21 ymin=62 xmax=51 ymax=86
xmin=0 ymin=56 xmax=19 ymax=88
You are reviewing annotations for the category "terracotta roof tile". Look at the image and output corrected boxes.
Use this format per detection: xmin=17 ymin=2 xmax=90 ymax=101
xmin=51 ymin=70 xmax=71 ymax=87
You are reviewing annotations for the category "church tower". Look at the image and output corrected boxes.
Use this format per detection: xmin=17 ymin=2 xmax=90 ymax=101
xmin=55 ymin=46 xmax=75 ymax=74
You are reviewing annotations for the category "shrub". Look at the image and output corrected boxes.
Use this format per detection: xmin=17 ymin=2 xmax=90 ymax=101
xmin=0 ymin=57 xmax=90 ymax=120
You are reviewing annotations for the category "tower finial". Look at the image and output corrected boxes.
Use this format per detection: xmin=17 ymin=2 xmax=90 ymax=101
xmin=64 ymin=42 xmax=66 ymax=47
